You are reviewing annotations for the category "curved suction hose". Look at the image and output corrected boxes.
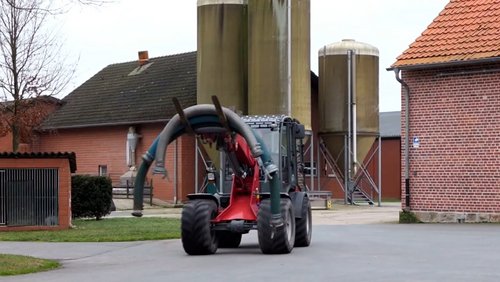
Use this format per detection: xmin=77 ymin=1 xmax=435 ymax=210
xmin=150 ymin=104 xmax=282 ymax=224
xmin=132 ymin=137 xmax=159 ymax=217
xmin=154 ymin=104 xmax=263 ymax=174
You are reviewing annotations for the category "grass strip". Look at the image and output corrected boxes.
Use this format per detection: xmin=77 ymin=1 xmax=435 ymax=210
xmin=0 ymin=254 xmax=59 ymax=276
xmin=0 ymin=217 xmax=181 ymax=242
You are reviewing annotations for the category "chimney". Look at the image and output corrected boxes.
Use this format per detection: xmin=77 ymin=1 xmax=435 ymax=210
xmin=138 ymin=50 xmax=149 ymax=66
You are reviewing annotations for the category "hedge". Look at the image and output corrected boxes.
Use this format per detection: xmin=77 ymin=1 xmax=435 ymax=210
xmin=71 ymin=175 xmax=113 ymax=220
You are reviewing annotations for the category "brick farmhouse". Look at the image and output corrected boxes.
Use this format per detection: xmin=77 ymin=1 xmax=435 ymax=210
xmin=390 ymin=0 xmax=500 ymax=222
xmin=36 ymin=52 xmax=198 ymax=203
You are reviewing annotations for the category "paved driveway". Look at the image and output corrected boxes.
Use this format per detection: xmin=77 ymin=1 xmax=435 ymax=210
xmin=1 ymin=222 xmax=500 ymax=282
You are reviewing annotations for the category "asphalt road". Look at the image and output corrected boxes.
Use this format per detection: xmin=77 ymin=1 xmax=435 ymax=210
xmin=1 ymin=223 xmax=500 ymax=282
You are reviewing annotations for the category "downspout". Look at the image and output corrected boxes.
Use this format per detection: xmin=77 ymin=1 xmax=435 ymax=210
xmin=393 ymin=68 xmax=410 ymax=211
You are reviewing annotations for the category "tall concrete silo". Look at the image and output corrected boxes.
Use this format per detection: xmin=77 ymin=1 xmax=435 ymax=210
xmin=197 ymin=0 xmax=248 ymax=114
xmin=318 ymin=39 xmax=379 ymax=179
xmin=197 ymin=0 xmax=249 ymax=177
xmin=247 ymin=0 xmax=311 ymax=129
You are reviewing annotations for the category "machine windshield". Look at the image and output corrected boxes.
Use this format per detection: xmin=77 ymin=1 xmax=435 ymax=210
xmin=253 ymin=128 xmax=280 ymax=166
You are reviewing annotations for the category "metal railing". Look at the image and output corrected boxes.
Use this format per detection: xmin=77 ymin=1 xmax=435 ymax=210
xmin=0 ymin=169 xmax=5 ymax=225
xmin=112 ymin=179 xmax=154 ymax=206
xmin=0 ymin=168 xmax=59 ymax=226
xmin=317 ymin=135 xmax=381 ymax=206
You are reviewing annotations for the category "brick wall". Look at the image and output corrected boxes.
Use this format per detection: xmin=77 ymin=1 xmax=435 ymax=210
xmin=0 ymin=132 xmax=12 ymax=152
xmin=177 ymin=135 xmax=196 ymax=201
xmin=36 ymin=123 xmax=196 ymax=203
xmin=139 ymin=125 xmax=196 ymax=203
xmin=401 ymin=63 xmax=500 ymax=214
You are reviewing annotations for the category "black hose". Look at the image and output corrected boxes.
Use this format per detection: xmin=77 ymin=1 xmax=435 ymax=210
xmin=132 ymin=137 xmax=158 ymax=217
xmin=154 ymin=105 xmax=263 ymax=172
xmin=134 ymin=104 xmax=282 ymax=223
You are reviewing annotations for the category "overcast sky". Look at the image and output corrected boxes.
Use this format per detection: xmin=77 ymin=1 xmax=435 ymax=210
xmin=60 ymin=0 xmax=449 ymax=112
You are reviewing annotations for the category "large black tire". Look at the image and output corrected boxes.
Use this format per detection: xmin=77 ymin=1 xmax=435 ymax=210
xmin=181 ymin=200 xmax=218 ymax=255
xmin=216 ymin=231 xmax=242 ymax=248
xmin=257 ymin=198 xmax=295 ymax=254
xmin=294 ymin=196 xmax=312 ymax=247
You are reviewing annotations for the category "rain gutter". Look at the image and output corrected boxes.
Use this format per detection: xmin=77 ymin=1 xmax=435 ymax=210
xmin=387 ymin=56 xmax=500 ymax=71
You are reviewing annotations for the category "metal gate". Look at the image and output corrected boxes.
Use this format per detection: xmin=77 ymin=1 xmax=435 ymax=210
xmin=0 ymin=168 xmax=59 ymax=226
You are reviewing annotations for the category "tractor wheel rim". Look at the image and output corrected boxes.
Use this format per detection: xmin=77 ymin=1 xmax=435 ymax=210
xmin=306 ymin=211 xmax=310 ymax=234
xmin=211 ymin=210 xmax=217 ymax=244
xmin=286 ymin=209 xmax=292 ymax=242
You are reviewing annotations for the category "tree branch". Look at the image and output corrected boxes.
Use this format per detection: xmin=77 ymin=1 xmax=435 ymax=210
xmin=0 ymin=0 xmax=88 ymax=151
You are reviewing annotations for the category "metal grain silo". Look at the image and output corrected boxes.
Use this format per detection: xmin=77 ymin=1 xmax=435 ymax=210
xmin=197 ymin=0 xmax=249 ymax=181
xmin=197 ymin=0 xmax=248 ymax=114
xmin=247 ymin=0 xmax=311 ymax=129
xmin=318 ymin=39 xmax=379 ymax=177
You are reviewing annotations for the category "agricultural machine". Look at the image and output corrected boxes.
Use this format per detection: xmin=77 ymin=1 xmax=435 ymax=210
xmin=132 ymin=98 xmax=312 ymax=254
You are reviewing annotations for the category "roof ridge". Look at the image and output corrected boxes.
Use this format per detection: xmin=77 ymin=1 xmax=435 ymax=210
xmin=106 ymin=50 xmax=197 ymax=67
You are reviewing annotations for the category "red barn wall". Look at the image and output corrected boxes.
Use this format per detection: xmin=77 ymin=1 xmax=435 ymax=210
xmin=303 ymin=137 xmax=400 ymax=201
xmin=379 ymin=138 xmax=401 ymax=200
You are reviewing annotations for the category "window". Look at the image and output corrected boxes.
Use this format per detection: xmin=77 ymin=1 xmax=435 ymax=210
xmin=98 ymin=165 xmax=108 ymax=177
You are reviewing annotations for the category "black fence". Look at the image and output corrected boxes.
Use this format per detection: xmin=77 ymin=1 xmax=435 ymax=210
xmin=0 ymin=168 xmax=59 ymax=226
xmin=112 ymin=179 xmax=154 ymax=206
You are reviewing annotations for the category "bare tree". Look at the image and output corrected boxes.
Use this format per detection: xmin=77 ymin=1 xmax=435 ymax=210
xmin=0 ymin=0 xmax=107 ymax=151
xmin=0 ymin=0 xmax=67 ymax=151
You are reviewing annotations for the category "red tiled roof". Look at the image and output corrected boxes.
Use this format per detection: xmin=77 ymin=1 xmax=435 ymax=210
xmin=392 ymin=0 xmax=500 ymax=68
